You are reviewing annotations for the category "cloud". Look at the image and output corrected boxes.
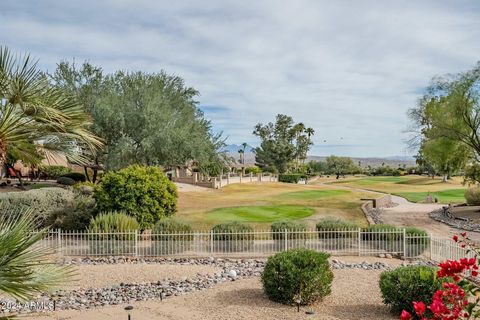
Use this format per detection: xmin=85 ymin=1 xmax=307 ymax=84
xmin=1 ymin=0 xmax=480 ymax=157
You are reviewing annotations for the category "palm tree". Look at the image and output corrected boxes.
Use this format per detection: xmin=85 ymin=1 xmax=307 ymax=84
xmin=0 ymin=206 xmax=72 ymax=300
xmin=238 ymin=143 xmax=248 ymax=174
xmin=0 ymin=47 xmax=102 ymax=175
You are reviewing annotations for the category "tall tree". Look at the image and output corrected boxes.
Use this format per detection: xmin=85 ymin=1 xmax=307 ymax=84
xmin=253 ymin=114 xmax=313 ymax=173
xmin=409 ymin=63 xmax=480 ymax=159
xmin=0 ymin=47 xmax=102 ymax=175
xmin=325 ymin=155 xmax=355 ymax=179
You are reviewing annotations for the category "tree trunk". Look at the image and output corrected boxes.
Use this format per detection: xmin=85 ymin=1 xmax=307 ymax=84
xmin=84 ymin=166 xmax=91 ymax=182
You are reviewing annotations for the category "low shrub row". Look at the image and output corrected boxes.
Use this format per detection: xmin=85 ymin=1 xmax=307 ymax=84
xmin=278 ymin=173 xmax=308 ymax=183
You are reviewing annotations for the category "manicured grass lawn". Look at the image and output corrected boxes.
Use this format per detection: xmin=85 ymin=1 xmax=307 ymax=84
xmin=278 ymin=189 xmax=351 ymax=200
xmin=207 ymin=205 xmax=315 ymax=223
xmin=395 ymin=189 xmax=466 ymax=203
xmin=177 ymin=183 xmax=375 ymax=228
xmin=325 ymin=175 xmax=467 ymax=203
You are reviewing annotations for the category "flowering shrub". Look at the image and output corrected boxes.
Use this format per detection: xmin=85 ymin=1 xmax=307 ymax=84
xmin=400 ymin=233 xmax=480 ymax=320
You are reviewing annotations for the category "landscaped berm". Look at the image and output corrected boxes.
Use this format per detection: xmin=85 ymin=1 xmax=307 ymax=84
xmin=3 ymin=4 xmax=480 ymax=319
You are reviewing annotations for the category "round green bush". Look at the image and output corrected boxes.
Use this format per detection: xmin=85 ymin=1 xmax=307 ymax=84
xmin=379 ymin=266 xmax=441 ymax=316
xmin=94 ymin=165 xmax=177 ymax=229
xmin=316 ymin=218 xmax=358 ymax=239
xmin=152 ymin=218 xmax=193 ymax=254
xmin=465 ymin=187 xmax=480 ymax=205
xmin=271 ymin=221 xmax=307 ymax=250
xmin=57 ymin=176 xmax=76 ymax=186
xmin=61 ymin=172 xmax=87 ymax=182
xmin=262 ymin=249 xmax=333 ymax=305
xmin=211 ymin=221 xmax=254 ymax=252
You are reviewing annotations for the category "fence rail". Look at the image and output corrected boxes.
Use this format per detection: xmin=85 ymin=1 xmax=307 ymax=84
xmin=36 ymin=229 xmax=470 ymax=261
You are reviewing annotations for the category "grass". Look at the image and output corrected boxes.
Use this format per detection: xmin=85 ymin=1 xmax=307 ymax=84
xmin=177 ymin=183 xmax=374 ymax=228
xmin=325 ymin=175 xmax=467 ymax=203
xmin=278 ymin=189 xmax=351 ymax=200
xmin=206 ymin=205 xmax=315 ymax=223
xmin=395 ymin=189 xmax=466 ymax=203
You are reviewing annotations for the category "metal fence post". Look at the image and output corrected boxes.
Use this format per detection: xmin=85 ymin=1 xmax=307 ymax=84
xmin=210 ymin=230 xmax=214 ymax=255
xmin=357 ymin=227 xmax=361 ymax=256
xmin=57 ymin=229 xmax=62 ymax=257
xmin=403 ymin=228 xmax=407 ymax=259
xmin=134 ymin=230 xmax=138 ymax=257
xmin=284 ymin=229 xmax=288 ymax=251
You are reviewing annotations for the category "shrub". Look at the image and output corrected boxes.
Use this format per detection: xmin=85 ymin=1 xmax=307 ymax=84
xmin=316 ymin=218 xmax=358 ymax=239
xmin=94 ymin=165 xmax=177 ymax=229
xmin=57 ymin=176 xmax=76 ymax=185
xmin=88 ymin=211 xmax=139 ymax=232
xmin=46 ymin=194 xmax=96 ymax=230
xmin=271 ymin=221 xmax=307 ymax=250
xmin=61 ymin=172 xmax=87 ymax=182
xmin=39 ymin=165 xmax=72 ymax=179
xmin=88 ymin=211 xmax=139 ymax=255
xmin=211 ymin=222 xmax=254 ymax=252
xmin=262 ymin=249 xmax=333 ymax=305
xmin=245 ymin=166 xmax=262 ymax=174
xmin=379 ymin=266 xmax=441 ymax=316
xmin=465 ymin=187 xmax=480 ymax=205
xmin=0 ymin=187 xmax=75 ymax=227
xmin=152 ymin=218 xmax=193 ymax=254
xmin=278 ymin=174 xmax=308 ymax=183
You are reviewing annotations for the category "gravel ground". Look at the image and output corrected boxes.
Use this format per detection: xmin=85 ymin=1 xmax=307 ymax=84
xmin=66 ymin=264 xmax=221 ymax=289
xmin=20 ymin=269 xmax=396 ymax=320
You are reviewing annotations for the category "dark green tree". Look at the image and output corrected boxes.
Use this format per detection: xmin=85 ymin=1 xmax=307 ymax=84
xmin=325 ymin=155 xmax=355 ymax=179
xmin=253 ymin=114 xmax=314 ymax=173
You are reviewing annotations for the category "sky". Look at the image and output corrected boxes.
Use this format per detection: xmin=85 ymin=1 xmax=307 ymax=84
xmin=1 ymin=0 xmax=480 ymax=157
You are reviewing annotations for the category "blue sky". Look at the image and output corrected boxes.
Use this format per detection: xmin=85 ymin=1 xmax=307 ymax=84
xmin=2 ymin=0 xmax=480 ymax=157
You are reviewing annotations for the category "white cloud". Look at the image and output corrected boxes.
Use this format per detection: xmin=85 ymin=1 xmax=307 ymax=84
xmin=1 ymin=0 xmax=479 ymax=157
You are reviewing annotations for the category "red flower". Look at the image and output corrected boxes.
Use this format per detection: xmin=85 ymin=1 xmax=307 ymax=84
xmin=400 ymin=310 xmax=412 ymax=320
xmin=453 ymin=235 xmax=459 ymax=242
xmin=461 ymin=232 xmax=467 ymax=238
xmin=413 ymin=301 xmax=426 ymax=316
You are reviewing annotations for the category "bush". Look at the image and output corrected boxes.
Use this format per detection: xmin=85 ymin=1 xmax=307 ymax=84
xmin=152 ymin=218 xmax=193 ymax=254
xmin=465 ymin=187 xmax=480 ymax=205
xmin=271 ymin=221 xmax=307 ymax=250
xmin=379 ymin=266 xmax=441 ymax=316
xmin=46 ymin=194 xmax=96 ymax=230
xmin=245 ymin=166 xmax=262 ymax=174
xmin=61 ymin=172 xmax=87 ymax=182
xmin=278 ymin=174 xmax=308 ymax=183
xmin=316 ymin=218 xmax=358 ymax=239
xmin=57 ymin=176 xmax=76 ymax=185
xmin=94 ymin=165 xmax=177 ymax=229
xmin=211 ymin=222 xmax=254 ymax=252
xmin=0 ymin=187 xmax=75 ymax=227
xmin=39 ymin=165 xmax=72 ymax=179
xmin=262 ymin=249 xmax=333 ymax=305
xmin=88 ymin=211 xmax=139 ymax=255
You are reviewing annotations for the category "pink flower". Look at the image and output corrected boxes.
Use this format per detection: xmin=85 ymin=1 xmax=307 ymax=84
xmin=413 ymin=301 xmax=426 ymax=316
xmin=400 ymin=310 xmax=412 ymax=320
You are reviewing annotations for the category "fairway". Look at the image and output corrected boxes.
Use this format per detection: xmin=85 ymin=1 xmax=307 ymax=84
xmin=278 ymin=189 xmax=351 ymax=200
xmin=326 ymin=175 xmax=467 ymax=203
xmin=177 ymin=183 xmax=375 ymax=228
xmin=207 ymin=205 xmax=315 ymax=222
xmin=395 ymin=189 xmax=466 ymax=203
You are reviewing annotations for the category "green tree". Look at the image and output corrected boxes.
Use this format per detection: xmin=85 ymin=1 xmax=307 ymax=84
xmin=420 ymin=137 xmax=470 ymax=181
xmin=50 ymin=63 xmax=226 ymax=175
xmin=325 ymin=155 xmax=355 ymax=179
xmin=253 ymin=114 xmax=314 ymax=173
xmin=0 ymin=47 xmax=102 ymax=176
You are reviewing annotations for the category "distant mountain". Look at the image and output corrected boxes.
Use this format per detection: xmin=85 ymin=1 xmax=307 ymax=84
xmin=307 ymin=155 xmax=416 ymax=168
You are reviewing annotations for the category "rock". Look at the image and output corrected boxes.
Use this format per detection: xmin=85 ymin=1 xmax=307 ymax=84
xmin=228 ymin=270 xmax=237 ymax=279
xmin=378 ymin=254 xmax=386 ymax=258
xmin=385 ymin=254 xmax=393 ymax=259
